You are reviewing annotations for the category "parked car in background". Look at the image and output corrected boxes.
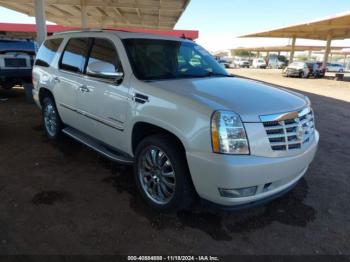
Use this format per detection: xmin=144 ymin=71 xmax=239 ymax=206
xmin=267 ymin=54 xmax=287 ymax=69
xmin=234 ymin=57 xmax=250 ymax=68
xmin=33 ymin=30 xmax=319 ymax=212
xmin=283 ymin=62 xmax=310 ymax=78
xmin=252 ymin=58 xmax=267 ymax=69
xmin=0 ymin=39 xmax=36 ymax=90
xmin=218 ymin=59 xmax=231 ymax=69
xmin=306 ymin=62 xmax=326 ymax=78
xmin=326 ymin=63 xmax=344 ymax=72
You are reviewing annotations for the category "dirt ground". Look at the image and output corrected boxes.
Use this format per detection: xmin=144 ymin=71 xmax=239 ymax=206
xmin=0 ymin=85 xmax=349 ymax=255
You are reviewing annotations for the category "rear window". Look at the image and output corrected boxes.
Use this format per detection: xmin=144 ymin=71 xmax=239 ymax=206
xmin=35 ymin=38 xmax=63 ymax=67
xmin=59 ymin=38 xmax=90 ymax=74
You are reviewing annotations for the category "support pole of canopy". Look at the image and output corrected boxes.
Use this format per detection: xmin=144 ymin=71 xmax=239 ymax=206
xmin=289 ymin=36 xmax=296 ymax=64
xmin=34 ymin=0 xmax=47 ymax=46
xmin=344 ymin=54 xmax=347 ymax=68
xmin=81 ymin=0 xmax=88 ymax=29
xmin=323 ymin=34 xmax=332 ymax=68
xmin=308 ymin=50 xmax=312 ymax=60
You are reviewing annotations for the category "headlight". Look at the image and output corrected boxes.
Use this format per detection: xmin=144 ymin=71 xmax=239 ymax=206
xmin=211 ymin=111 xmax=250 ymax=155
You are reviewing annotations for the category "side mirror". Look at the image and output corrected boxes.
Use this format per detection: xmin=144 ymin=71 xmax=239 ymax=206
xmin=86 ymin=61 xmax=123 ymax=81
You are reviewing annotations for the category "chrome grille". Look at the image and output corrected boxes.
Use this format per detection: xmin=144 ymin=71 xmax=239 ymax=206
xmin=261 ymin=107 xmax=315 ymax=151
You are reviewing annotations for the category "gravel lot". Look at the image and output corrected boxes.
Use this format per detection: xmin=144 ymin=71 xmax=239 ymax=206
xmin=0 ymin=83 xmax=349 ymax=255
xmin=228 ymin=68 xmax=350 ymax=103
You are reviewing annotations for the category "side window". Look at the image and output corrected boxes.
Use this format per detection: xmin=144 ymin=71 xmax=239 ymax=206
xmin=59 ymin=38 xmax=90 ymax=73
xmin=35 ymin=38 xmax=63 ymax=67
xmin=87 ymin=38 xmax=123 ymax=74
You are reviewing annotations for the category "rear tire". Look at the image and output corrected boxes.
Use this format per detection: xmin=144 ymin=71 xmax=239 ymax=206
xmin=42 ymin=96 xmax=63 ymax=140
xmin=134 ymin=134 xmax=195 ymax=212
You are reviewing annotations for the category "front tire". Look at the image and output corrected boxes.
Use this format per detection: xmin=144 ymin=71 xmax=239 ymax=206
xmin=42 ymin=96 xmax=63 ymax=140
xmin=134 ymin=134 xmax=195 ymax=212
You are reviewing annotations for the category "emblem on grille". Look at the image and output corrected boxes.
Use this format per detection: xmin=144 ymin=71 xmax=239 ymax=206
xmin=296 ymin=123 xmax=304 ymax=140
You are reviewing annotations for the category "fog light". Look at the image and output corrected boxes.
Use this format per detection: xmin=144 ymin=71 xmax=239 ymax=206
xmin=219 ymin=186 xmax=257 ymax=198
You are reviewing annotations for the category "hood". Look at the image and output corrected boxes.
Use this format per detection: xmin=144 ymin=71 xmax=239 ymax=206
xmin=150 ymin=77 xmax=308 ymax=122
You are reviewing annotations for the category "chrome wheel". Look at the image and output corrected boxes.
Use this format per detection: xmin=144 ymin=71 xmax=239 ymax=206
xmin=44 ymin=103 xmax=58 ymax=137
xmin=138 ymin=146 xmax=176 ymax=205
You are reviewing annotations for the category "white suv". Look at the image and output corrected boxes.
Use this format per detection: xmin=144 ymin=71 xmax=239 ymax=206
xmin=32 ymin=30 xmax=319 ymax=211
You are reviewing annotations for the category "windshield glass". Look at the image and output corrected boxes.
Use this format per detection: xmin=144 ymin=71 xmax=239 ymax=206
xmin=123 ymin=38 xmax=228 ymax=80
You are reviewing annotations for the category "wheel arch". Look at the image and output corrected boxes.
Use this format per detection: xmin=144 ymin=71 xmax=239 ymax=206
xmin=131 ymin=121 xmax=187 ymax=156
xmin=38 ymin=87 xmax=54 ymax=106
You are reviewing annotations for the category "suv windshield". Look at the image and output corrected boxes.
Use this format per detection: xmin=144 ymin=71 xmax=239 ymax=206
xmin=123 ymin=38 xmax=228 ymax=80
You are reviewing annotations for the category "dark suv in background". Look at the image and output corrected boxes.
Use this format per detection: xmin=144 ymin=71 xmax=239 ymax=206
xmin=0 ymin=39 xmax=36 ymax=90
xmin=306 ymin=62 xmax=326 ymax=78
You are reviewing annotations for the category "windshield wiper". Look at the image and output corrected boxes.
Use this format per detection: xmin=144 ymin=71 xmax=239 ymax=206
xmin=204 ymin=72 xmax=233 ymax=77
xmin=177 ymin=72 xmax=233 ymax=79
xmin=143 ymin=72 xmax=233 ymax=81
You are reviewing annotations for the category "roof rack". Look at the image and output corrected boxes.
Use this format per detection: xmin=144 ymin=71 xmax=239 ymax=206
xmin=53 ymin=29 xmax=103 ymax=35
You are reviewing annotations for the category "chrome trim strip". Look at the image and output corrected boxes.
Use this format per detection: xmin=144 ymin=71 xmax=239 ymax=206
xmin=60 ymin=103 xmax=124 ymax=131
xmin=108 ymin=116 xmax=124 ymax=124
xmin=59 ymin=103 xmax=77 ymax=112
xmin=260 ymin=107 xmax=311 ymax=122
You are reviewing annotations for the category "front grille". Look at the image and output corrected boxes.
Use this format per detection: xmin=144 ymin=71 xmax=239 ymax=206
xmin=4 ymin=58 xmax=27 ymax=68
xmin=262 ymin=108 xmax=315 ymax=151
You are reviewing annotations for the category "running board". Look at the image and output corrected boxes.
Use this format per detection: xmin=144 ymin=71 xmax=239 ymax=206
xmin=62 ymin=127 xmax=134 ymax=165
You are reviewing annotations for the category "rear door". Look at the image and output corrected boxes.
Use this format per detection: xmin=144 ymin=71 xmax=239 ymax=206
xmin=76 ymin=37 xmax=130 ymax=148
xmin=54 ymin=37 xmax=90 ymax=129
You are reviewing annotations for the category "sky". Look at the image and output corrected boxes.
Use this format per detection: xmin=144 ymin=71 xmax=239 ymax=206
xmin=0 ymin=1 xmax=349 ymax=51
xmin=175 ymin=0 xmax=350 ymax=51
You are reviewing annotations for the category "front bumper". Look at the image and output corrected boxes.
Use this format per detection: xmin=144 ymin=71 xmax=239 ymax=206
xmin=186 ymin=131 xmax=319 ymax=207
xmin=285 ymin=69 xmax=302 ymax=76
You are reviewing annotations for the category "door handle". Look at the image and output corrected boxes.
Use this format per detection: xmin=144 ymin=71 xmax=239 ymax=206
xmin=79 ymin=85 xmax=90 ymax=93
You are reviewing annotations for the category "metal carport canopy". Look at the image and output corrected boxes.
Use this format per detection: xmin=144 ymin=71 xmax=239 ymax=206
xmin=0 ymin=0 xmax=190 ymax=29
xmin=240 ymin=11 xmax=350 ymax=40
xmin=239 ymin=11 xmax=350 ymax=65
xmin=0 ymin=0 xmax=192 ymax=44
xmin=232 ymin=45 xmax=350 ymax=53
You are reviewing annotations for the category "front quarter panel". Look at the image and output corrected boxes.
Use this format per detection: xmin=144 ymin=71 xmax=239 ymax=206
xmin=125 ymin=77 xmax=214 ymax=155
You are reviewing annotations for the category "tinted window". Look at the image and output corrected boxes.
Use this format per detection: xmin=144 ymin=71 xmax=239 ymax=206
xmin=123 ymin=39 xmax=227 ymax=80
xmin=87 ymin=38 xmax=122 ymax=73
xmin=35 ymin=38 xmax=63 ymax=67
xmin=59 ymin=38 xmax=90 ymax=73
